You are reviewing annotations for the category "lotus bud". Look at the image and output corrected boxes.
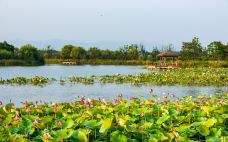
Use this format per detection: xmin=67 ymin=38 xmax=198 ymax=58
xmin=53 ymin=107 xmax=58 ymax=113
xmin=33 ymin=119 xmax=39 ymax=127
xmin=58 ymin=120 xmax=63 ymax=127
xmin=150 ymin=88 xmax=153 ymax=93
xmin=26 ymin=108 xmax=31 ymax=113
xmin=140 ymin=112 xmax=145 ymax=117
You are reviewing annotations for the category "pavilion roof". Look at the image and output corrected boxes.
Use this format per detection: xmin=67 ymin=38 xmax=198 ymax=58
xmin=157 ymin=51 xmax=180 ymax=57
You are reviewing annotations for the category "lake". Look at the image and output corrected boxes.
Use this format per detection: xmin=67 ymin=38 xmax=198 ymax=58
xmin=0 ymin=65 xmax=227 ymax=107
xmin=0 ymin=65 xmax=148 ymax=78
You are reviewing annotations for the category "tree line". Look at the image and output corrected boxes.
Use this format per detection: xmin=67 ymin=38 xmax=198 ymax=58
xmin=0 ymin=42 xmax=44 ymax=65
xmin=57 ymin=37 xmax=228 ymax=61
xmin=0 ymin=37 xmax=227 ymax=65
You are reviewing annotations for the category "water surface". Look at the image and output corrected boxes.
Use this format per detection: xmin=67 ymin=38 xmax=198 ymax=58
xmin=0 ymin=65 xmax=226 ymax=107
xmin=0 ymin=65 xmax=148 ymax=78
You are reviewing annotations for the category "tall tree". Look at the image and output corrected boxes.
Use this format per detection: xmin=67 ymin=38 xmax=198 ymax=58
xmin=0 ymin=41 xmax=15 ymax=52
xmin=207 ymin=41 xmax=228 ymax=60
xmin=61 ymin=45 xmax=74 ymax=59
xmin=70 ymin=46 xmax=86 ymax=60
xmin=19 ymin=44 xmax=39 ymax=60
xmin=88 ymin=47 xmax=100 ymax=60
xmin=180 ymin=37 xmax=203 ymax=60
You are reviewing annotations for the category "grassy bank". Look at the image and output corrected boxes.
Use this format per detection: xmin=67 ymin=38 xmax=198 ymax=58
xmin=44 ymin=59 xmax=148 ymax=65
xmin=0 ymin=59 xmax=227 ymax=67
xmin=44 ymin=59 xmax=228 ymax=68
xmin=0 ymin=93 xmax=227 ymax=141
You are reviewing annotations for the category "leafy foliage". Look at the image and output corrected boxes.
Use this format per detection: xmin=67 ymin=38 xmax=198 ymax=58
xmin=0 ymin=93 xmax=227 ymax=141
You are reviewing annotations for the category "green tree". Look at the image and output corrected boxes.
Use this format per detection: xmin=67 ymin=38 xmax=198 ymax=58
xmin=61 ymin=45 xmax=74 ymax=59
xmin=150 ymin=47 xmax=160 ymax=61
xmin=70 ymin=46 xmax=86 ymax=60
xmin=127 ymin=47 xmax=138 ymax=60
xmin=0 ymin=41 xmax=15 ymax=52
xmin=88 ymin=47 xmax=100 ymax=60
xmin=0 ymin=49 xmax=12 ymax=59
xmin=19 ymin=44 xmax=39 ymax=60
xmin=207 ymin=41 xmax=228 ymax=60
xmin=180 ymin=37 xmax=203 ymax=60
xmin=102 ymin=49 xmax=112 ymax=59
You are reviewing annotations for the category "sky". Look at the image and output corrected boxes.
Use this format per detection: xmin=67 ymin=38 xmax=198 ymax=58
xmin=0 ymin=0 xmax=228 ymax=50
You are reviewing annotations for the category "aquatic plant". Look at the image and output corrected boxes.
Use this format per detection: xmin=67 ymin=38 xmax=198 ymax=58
xmin=97 ymin=68 xmax=228 ymax=86
xmin=0 ymin=92 xmax=227 ymax=141
xmin=0 ymin=68 xmax=227 ymax=86
xmin=0 ymin=76 xmax=53 ymax=86
xmin=68 ymin=76 xmax=95 ymax=84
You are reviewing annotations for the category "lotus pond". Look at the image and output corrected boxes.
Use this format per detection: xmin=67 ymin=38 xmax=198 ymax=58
xmin=0 ymin=93 xmax=227 ymax=141
xmin=0 ymin=68 xmax=227 ymax=86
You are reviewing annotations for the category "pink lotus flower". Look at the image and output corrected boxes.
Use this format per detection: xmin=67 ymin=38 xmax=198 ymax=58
xmin=130 ymin=97 xmax=136 ymax=100
xmin=13 ymin=114 xmax=19 ymax=122
xmin=81 ymin=96 xmax=85 ymax=104
xmin=114 ymin=98 xmax=121 ymax=104
xmin=81 ymin=96 xmax=85 ymax=101
xmin=26 ymin=108 xmax=31 ymax=113
xmin=53 ymin=107 xmax=58 ymax=113
xmin=0 ymin=101 xmax=2 ymax=106
xmin=58 ymin=120 xmax=63 ymax=127
xmin=86 ymin=101 xmax=92 ymax=108
xmin=220 ymin=97 xmax=225 ymax=104
xmin=33 ymin=119 xmax=39 ymax=127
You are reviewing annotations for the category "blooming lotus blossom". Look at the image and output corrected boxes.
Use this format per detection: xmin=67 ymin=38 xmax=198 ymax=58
xmin=130 ymin=97 xmax=136 ymax=100
xmin=81 ymin=96 xmax=85 ymax=104
xmin=114 ymin=98 xmax=121 ymax=104
xmin=13 ymin=114 xmax=19 ymax=122
xmin=86 ymin=101 xmax=92 ymax=108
